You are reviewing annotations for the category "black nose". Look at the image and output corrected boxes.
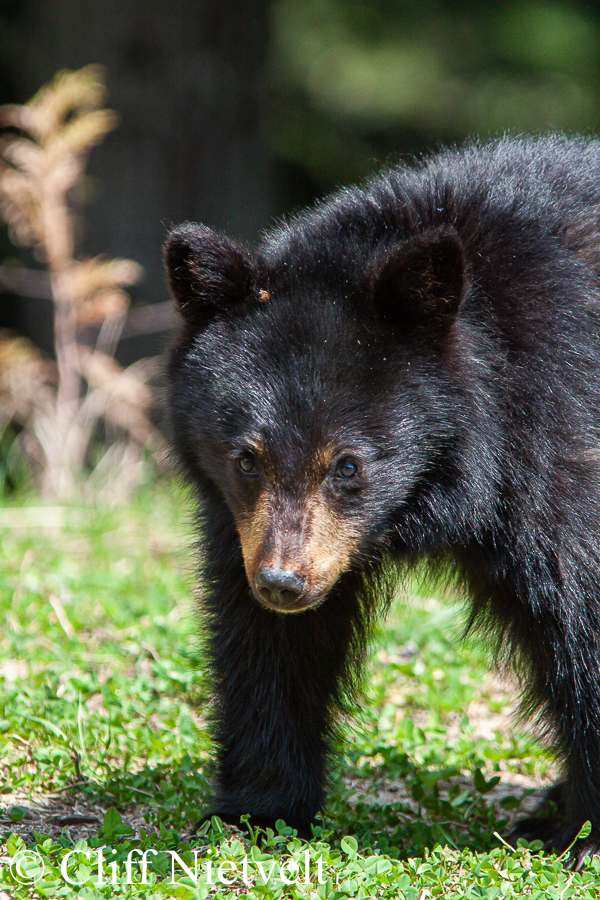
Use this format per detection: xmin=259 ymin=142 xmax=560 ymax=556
xmin=256 ymin=567 xmax=306 ymax=607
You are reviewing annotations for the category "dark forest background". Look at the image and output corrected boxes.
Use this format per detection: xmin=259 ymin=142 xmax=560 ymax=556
xmin=2 ymin=0 xmax=600 ymax=361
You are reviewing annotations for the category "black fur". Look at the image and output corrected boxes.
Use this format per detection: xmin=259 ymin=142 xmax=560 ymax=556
xmin=165 ymin=135 xmax=600 ymax=860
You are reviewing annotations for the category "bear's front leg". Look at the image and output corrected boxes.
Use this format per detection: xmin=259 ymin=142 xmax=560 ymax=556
xmin=198 ymin=508 xmax=367 ymax=835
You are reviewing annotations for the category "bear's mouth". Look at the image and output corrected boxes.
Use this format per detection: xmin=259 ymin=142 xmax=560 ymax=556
xmin=252 ymin=587 xmax=328 ymax=614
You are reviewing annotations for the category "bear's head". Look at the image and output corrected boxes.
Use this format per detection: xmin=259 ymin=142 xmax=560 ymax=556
xmin=165 ymin=222 xmax=473 ymax=613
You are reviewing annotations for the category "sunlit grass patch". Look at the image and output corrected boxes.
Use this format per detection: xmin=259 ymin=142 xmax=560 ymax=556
xmin=1 ymin=483 xmax=597 ymax=898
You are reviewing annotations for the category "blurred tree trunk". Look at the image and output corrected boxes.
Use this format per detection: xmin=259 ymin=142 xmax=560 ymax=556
xmin=0 ymin=0 xmax=272 ymax=315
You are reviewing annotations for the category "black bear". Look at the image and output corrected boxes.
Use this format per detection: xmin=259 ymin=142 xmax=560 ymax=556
xmin=165 ymin=135 xmax=600 ymax=864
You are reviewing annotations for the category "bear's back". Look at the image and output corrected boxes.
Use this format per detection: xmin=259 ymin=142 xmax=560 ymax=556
xmin=262 ymin=135 xmax=600 ymax=285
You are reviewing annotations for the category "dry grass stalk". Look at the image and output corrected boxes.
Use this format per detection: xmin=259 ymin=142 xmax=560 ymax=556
xmin=0 ymin=66 xmax=163 ymax=499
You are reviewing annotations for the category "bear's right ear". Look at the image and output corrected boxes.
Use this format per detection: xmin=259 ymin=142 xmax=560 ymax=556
xmin=367 ymin=226 xmax=469 ymax=335
xmin=164 ymin=223 xmax=258 ymax=327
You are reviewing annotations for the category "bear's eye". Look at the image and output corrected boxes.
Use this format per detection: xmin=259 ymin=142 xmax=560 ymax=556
xmin=335 ymin=459 xmax=358 ymax=479
xmin=238 ymin=454 xmax=257 ymax=475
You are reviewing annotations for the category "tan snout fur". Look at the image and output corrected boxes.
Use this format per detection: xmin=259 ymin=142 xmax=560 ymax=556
xmin=236 ymin=490 xmax=361 ymax=612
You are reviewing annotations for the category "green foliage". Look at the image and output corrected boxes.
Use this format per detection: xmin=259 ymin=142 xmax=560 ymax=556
xmin=1 ymin=484 xmax=600 ymax=896
xmin=271 ymin=0 xmax=600 ymax=196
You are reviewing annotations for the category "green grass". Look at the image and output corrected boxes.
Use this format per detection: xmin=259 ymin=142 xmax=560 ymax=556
xmin=1 ymin=482 xmax=600 ymax=897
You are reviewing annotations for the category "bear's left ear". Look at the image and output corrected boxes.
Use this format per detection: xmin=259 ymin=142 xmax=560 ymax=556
xmin=164 ymin=222 xmax=259 ymax=328
xmin=368 ymin=226 xmax=469 ymax=332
